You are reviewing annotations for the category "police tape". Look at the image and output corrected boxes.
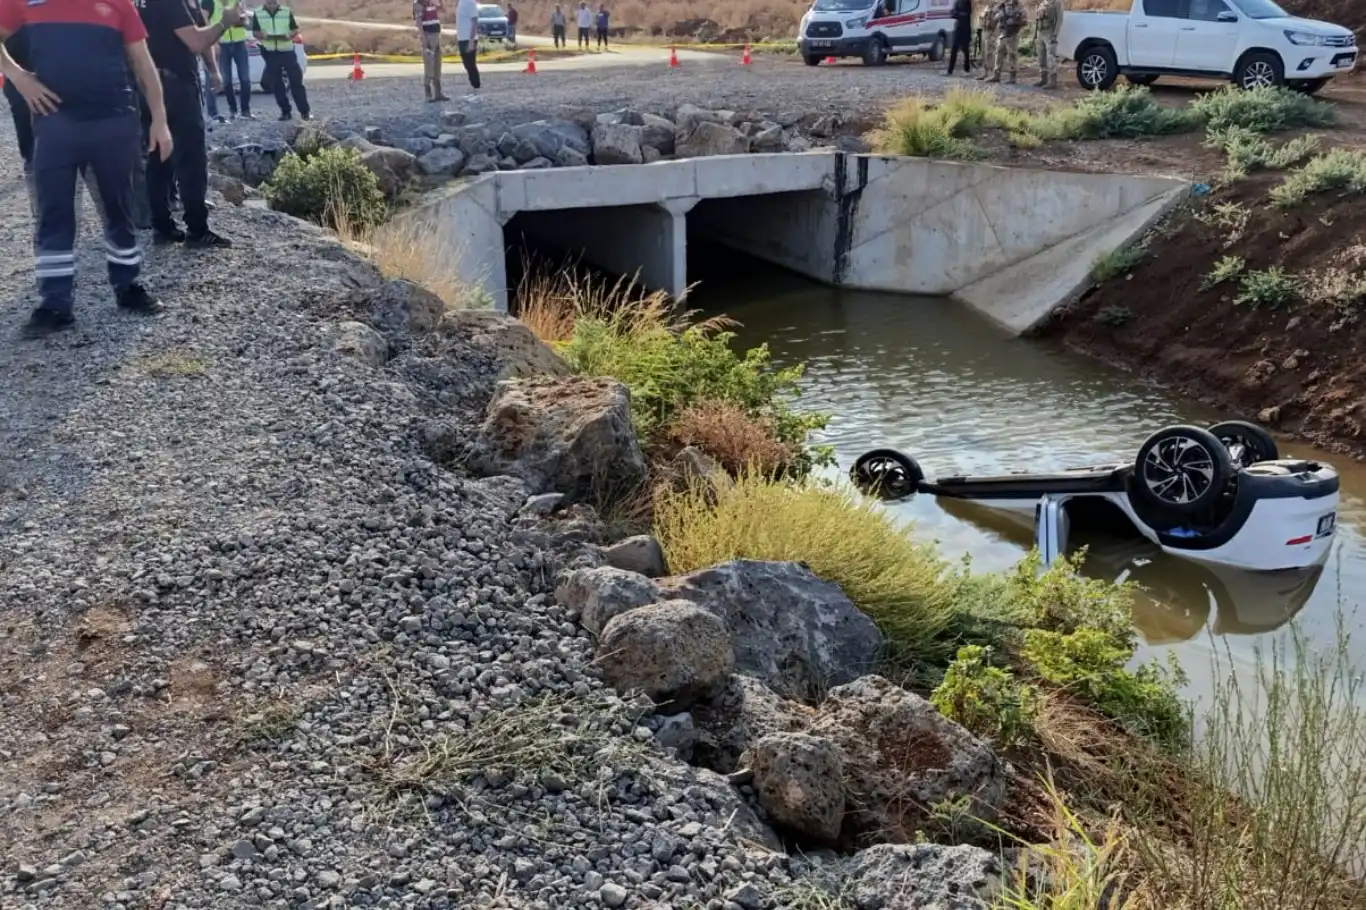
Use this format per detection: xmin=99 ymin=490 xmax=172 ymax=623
xmin=306 ymin=41 xmax=795 ymax=63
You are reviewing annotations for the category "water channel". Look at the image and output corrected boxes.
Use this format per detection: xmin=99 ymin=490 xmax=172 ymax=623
xmin=689 ymin=252 xmax=1366 ymax=705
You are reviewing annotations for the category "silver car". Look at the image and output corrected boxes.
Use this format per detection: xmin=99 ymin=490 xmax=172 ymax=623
xmin=477 ymin=4 xmax=514 ymax=47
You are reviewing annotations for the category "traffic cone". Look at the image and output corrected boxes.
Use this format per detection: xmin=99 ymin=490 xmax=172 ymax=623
xmin=349 ymin=52 xmax=365 ymax=80
xmin=524 ymin=48 xmax=537 ymax=74
xmin=741 ymin=43 xmax=752 ymax=65
xmin=669 ymin=45 xmax=679 ymax=68
xmin=824 ymin=55 xmax=836 ymax=64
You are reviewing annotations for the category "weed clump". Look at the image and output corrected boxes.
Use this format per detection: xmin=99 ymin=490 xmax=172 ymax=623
xmin=1201 ymin=254 xmax=1246 ymax=290
xmin=1091 ymin=245 xmax=1148 ymax=282
xmin=1270 ymin=148 xmax=1366 ymax=208
xmin=1031 ymin=86 xmax=1199 ymax=141
xmin=932 ymin=645 xmax=1038 ymax=747
xmin=1191 ymin=85 xmax=1337 ymax=133
xmin=868 ymin=97 xmax=983 ymax=159
xmin=264 ymin=146 xmax=388 ymax=231
xmin=1205 ymin=126 xmax=1321 ymax=180
xmin=1235 ymin=266 xmax=1299 ymax=308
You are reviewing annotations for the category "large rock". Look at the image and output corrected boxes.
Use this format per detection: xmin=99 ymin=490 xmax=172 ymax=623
xmin=468 ymin=376 xmax=648 ymax=500
xmin=591 ymin=122 xmax=645 ymax=165
xmin=746 ymin=122 xmax=785 ymax=153
xmin=750 ymin=732 xmax=845 ymax=846
xmin=691 ymin=674 xmax=812 ymax=774
xmin=601 ymin=535 xmax=668 ymax=578
xmin=208 ymin=171 xmax=248 ymax=205
xmin=640 ymin=113 xmax=676 ymax=155
xmin=438 ymin=310 xmax=570 ymax=381
xmin=359 ymin=146 xmax=418 ymax=197
xmin=396 ymin=136 xmax=436 ymax=156
xmin=810 ymin=676 xmax=1008 ymax=846
xmin=674 ymin=103 xmax=721 ymax=132
xmin=511 ymin=119 xmax=591 ymax=161
xmin=417 ymin=146 xmax=467 ymax=177
xmin=556 ymin=565 xmax=662 ymax=636
xmin=841 ymin=844 xmax=1005 ymax=910
xmin=597 ymin=601 xmax=734 ymax=709
xmin=462 ymin=153 xmax=499 ymax=176
xmin=212 ymin=140 xmax=289 ymax=185
xmin=338 ymin=134 xmax=378 ymax=155
xmin=659 ymin=560 xmax=882 ymax=703
xmin=452 ymin=123 xmax=494 ymax=157
xmin=676 ymin=120 xmax=749 ymax=158
xmin=367 ymin=279 xmax=447 ymax=336
xmin=555 ymin=147 xmax=590 ymax=168
xmin=327 ymin=321 xmax=390 ymax=367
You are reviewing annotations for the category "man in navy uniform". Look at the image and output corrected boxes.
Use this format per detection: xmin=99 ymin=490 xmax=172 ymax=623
xmin=136 ymin=0 xmax=241 ymax=247
xmin=0 ymin=0 xmax=173 ymax=335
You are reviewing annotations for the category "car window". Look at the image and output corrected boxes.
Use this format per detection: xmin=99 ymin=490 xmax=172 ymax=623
xmin=1187 ymin=0 xmax=1230 ymax=20
xmin=898 ymin=0 xmax=921 ymax=11
xmin=1142 ymin=0 xmax=1184 ymax=17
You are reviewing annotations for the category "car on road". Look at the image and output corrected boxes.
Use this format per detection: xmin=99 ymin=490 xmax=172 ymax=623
xmin=203 ymin=34 xmax=309 ymax=94
xmin=1059 ymin=0 xmax=1357 ymax=94
xmin=797 ymin=0 xmax=956 ymax=66
xmin=477 ymin=4 xmax=513 ymax=46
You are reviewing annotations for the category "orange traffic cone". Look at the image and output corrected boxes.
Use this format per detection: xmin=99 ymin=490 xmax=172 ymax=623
xmin=824 ymin=55 xmax=836 ymax=64
xmin=669 ymin=45 xmax=679 ymax=68
xmin=741 ymin=43 xmax=752 ymax=65
xmin=524 ymin=48 xmax=537 ymax=74
xmin=349 ymin=52 xmax=365 ymax=80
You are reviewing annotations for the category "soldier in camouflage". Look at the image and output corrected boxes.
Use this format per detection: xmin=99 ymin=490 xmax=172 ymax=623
xmin=975 ymin=1 xmax=1000 ymax=81
xmin=1034 ymin=0 xmax=1063 ymax=89
xmin=985 ymin=0 xmax=1026 ymax=84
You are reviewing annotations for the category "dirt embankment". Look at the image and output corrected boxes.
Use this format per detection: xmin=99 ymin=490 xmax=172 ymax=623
xmin=1040 ymin=174 xmax=1366 ymax=459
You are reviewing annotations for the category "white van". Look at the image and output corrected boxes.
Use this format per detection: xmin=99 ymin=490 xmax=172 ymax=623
xmin=797 ymin=0 xmax=956 ymax=67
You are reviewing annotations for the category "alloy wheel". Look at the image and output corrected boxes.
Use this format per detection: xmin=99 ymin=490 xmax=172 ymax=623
xmin=1241 ymin=61 xmax=1276 ymax=88
xmin=852 ymin=454 xmax=918 ymax=499
xmin=1081 ymin=54 xmax=1108 ymax=88
xmin=1142 ymin=436 xmax=1217 ymax=506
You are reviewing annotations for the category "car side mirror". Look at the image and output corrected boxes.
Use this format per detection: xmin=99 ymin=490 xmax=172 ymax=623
xmin=1216 ymin=10 xmax=1238 ymax=21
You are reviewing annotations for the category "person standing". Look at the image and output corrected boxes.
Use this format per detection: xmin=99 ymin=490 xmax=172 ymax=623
xmin=0 ymin=0 xmax=172 ymax=335
xmin=414 ymin=0 xmax=447 ymax=102
xmin=137 ymin=0 xmax=239 ymax=248
xmin=550 ymin=4 xmax=566 ymax=47
xmin=197 ymin=1 xmax=224 ymax=124
xmin=209 ymin=0 xmax=252 ymax=119
xmin=252 ymin=0 xmax=310 ymax=121
xmin=946 ymin=0 xmax=972 ymax=75
xmin=975 ymin=0 xmax=998 ymax=80
xmin=594 ymin=3 xmax=608 ymax=49
xmin=1033 ymin=0 xmax=1062 ymax=89
xmin=455 ymin=0 xmax=481 ymax=100
xmin=986 ymin=0 xmax=1024 ymax=84
xmin=575 ymin=1 xmax=591 ymax=48
xmin=3 ymin=31 xmax=32 ymax=171
xmin=505 ymin=2 xmax=517 ymax=45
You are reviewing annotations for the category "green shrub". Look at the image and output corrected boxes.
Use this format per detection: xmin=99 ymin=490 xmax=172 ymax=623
xmin=868 ymin=97 xmax=981 ymax=159
xmin=1202 ymin=254 xmax=1246 ymax=290
xmin=1021 ymin=627 xmax=1188 ymax=748
xmin=1093 ymin=305 xmax=1133 ymax=327
xmin=1270 ymin=148 xmax=1366 ymax=208
xmin=1206 ymin=126 xmax=1321 ymax=179
xmin=264 ymin=146 xmax=388 ymax=231
xmin=1235 ymin=267 xmax=1299 ymax=308
xmin=1191 ymin=85 xmax=1337 ymax=134
xmin=932 ymin=645 xmax=1038 ymax=746
xmin=1091 ymin=245 xmax=1148 ymax=282
xmin=1030 ymin=86 xmax=1200 ymax=141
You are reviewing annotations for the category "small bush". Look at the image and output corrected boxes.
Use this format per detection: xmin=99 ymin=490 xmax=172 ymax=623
xmin=1191 ymin=85 xmax=1337 ymax=134
xmin=867 ymin=97 xmax=981 ymax=159
xmin=932 ymin=645 xmax=1038 ymax=747
xmin=264 ymin=146 xmax=387 ymax=231
xmin=1031 ymin=86 xmax=1200 ymax=141
xmin=1201 ymin=254 xmax=1246 ymax=290
xmin=1021 ymin=627 xmax=1187 ymax=748
xmin=1270 ymin=148 xmax=1366 ymax=208
xmin=667 ymin=400 xmax=798 ymax=477
xmin=1235 ymin=266 xmax=1299 ymax=308
xmin=1093 ymin=305 xmax=1133 ymax=327
xmin=1301 ymin=247 xmax=1366 ymax=310
xmin=1206 ymin=126 xmax=1321 ymax=180
xmin=1091 ymin=245 xmax=1147 ymax=282
xmin=654 ymin=474 xmax=957 ymax=663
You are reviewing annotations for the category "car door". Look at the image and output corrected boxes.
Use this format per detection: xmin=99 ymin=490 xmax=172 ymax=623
xmin=1128 ymin=0 xmax=1182 ymax=69
xmin=890 ymin=0 xmax=922 ymax=50
xmin=1177 ymin=0 xmax=1241 ymax=74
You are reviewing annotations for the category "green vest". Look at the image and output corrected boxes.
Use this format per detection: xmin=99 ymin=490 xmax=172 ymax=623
xmin=255 ymin=5 xmax=294 ymax=51
xmin=210 ymin=0 xmax=249 ymax=43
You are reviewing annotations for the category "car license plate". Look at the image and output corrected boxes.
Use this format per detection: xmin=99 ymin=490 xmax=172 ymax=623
xmin=1317 ymin=513 xmax=1337 ymax=537
xmin=809 ymin=39 xmax=833 ymax=47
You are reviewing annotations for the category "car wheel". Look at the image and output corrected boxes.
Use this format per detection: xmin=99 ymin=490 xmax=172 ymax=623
xmin=1236 ymin=51 xmax=1284 ymax=90
xmin=1076 ymin=44 xmax=1118 ymax=91
xmin=928 ymin=32 xmax=946 ymax=62
xmin=851 ymin=449 xmax=924 ymax=500
xmin=1288 ymin=77 xmax=1329 ymax=96
xmin=1208 ymin=421 xmax=1279 ymax=468
xmin=863 ymin=36 xmax=888 ymax=66
xmin=804 ymin=53 xmax=821 ymax=66
xmin=1126 ymin=73 xmax=1158 ymax=87
xmin=1133 ymin=425 xmax=1233 ymax=515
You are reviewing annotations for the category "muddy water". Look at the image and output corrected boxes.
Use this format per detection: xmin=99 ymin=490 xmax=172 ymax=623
xmin=696 ymin=268 xmax=1366 ymax=700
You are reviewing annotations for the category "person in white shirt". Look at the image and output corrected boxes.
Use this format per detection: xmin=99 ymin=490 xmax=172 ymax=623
xmin=575 ymin=1 xmax=591 ymax=48
xmin=454 ymin=0 xmax=480 ymax=98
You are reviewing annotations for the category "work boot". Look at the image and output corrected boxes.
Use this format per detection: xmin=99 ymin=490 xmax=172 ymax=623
xmin=22 ymin=305 xmax=74 ymax=338
xmin=984 ymin=74 xmax=1000 ymax=83
xmin=1035 ymin=74 xmax=1047 ymax=86
xmin=1047 ymin=73 xmax=1058 ymax=89
xmin=1006 ymin=71 xmax=1017 ymax=84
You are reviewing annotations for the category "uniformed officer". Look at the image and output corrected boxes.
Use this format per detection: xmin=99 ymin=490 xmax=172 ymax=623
xmin=252 ymin=0 xmax=310 ymax=122
xmin=0 ymin=0 xmax=173 ymax=335
xmin=136 ymin=0 xmax=241 ymax=248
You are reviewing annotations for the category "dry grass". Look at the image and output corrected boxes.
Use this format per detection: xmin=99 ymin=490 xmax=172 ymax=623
xmin=339 ymin=213 xmax=481 ymax=310
xmin=666 ymin=400 xmax=796 ymax=476
xmin=138 ymin=351 xmax=208 ymax=377
xmin=516 ymin=266 xmax=699 ymax=344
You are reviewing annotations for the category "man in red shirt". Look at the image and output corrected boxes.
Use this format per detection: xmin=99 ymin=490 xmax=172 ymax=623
xmin=413 ymin=0 xmax=448 ymax=102
xmin=0 ymin=0 xmax=173 ymax=335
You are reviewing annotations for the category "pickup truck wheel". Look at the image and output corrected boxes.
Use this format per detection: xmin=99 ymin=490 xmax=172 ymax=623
xmin=863 ymin=36 xmax=889 ymax=66
xmin=1076 ymin=44 xmax=1118 ymax=90
xmin=1236 ymin=51 xmax=1284 ymax=89
xmin=1126 ymin=74 xmax=1158 ymax=87
xmin=1288 ymin=78 xmax=1329 ymax=95
xmin=803 ymin=53 xmax=821 ymax=66
xmin=928 ymin=32 xmax=946 ymax=62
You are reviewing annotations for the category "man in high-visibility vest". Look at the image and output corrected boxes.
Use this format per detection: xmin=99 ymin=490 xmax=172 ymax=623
xmin=207 ymin=0 xmax=253 ymax=119
xmin=251 ymin=0 xmax=310 ymax=121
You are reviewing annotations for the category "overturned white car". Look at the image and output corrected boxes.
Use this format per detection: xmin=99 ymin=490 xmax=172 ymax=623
xmin=851 ymin=422 xmax=1338 ymax=573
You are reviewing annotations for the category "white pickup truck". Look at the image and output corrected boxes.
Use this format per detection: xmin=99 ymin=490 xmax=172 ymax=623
xmin=1058 ymin=0 xmax=1357 ymax=95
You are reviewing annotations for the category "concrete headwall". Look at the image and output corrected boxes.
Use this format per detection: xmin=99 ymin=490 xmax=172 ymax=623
xmin=421 ymin=153 xmax=1188 ymax=334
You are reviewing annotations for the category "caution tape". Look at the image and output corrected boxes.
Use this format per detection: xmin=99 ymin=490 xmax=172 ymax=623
xmin=306 ymin=39 xmax=795 ymax=63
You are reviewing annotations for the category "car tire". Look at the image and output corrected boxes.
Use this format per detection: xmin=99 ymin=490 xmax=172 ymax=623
xmin=1288 ymin=77 xmax=1329 ymax=96
xmin=1126 ymin=73 xmax=1158 ymax=87
xmin=928 ymin=32 xmax=946 ymax=62
xmin=804 ymin=53 xmax=821 ymax=66
xmin=1076 ymin=43 xmax=1118 ymax=91
xmin=1208 ymin=421 xmax=1279 ymax=468
xmin=851 ymin=449 xmax=924 ymax=500
xmin=1235 ymin=51 xmax=1284 ymax=90
xmin=863 ymin=36 xmax=888 ymax=66
xmin=1133 ymin=425 xmax=1233 ymax=516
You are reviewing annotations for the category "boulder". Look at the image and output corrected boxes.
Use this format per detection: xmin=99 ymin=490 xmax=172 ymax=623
xmin=676 ymin=120 xmax=749 ymax=158
xmin=748 ymin=123 xmax=785 ymax=153
xmin=639 ymin=113 xmax=676 ymax=155
xmin=597 ymin=601 xmax=734 ymax=709
xmin=338 ymin=134 xmax=379 ymax=155
xmin=674 ymin=103 xmax=721 ymax=131
xmin=602 ymin=535 xmax=668 ymax=578
xmin=750 ymin=732 xmax=845 ymax=846
xmin=512 ymin=138 xmax=542 ymax=163
xmin=452 ymin=123 xmax=494 ymax=157
xmin=418 ymin=147 xmax=468 ymax=177
xmin=367 ymin=279 xmax=447 ymax=337
xmin=438 ymin=309 xmax=570 ymax=381
xmin=396 ymin=137 xmax=436 ymax=157
xmin=462 ymin=153 xmax=500 ymax=176
xmin=359 ymin=147 xmax=418 ymax=197
xmin=659 ymin=560 xmax=882 ymax=703
xmin=523 ymin=156 xmax=554 ymax=169
xmin=363 ymin=126 xmax=385 ymax=142
xmin=556 ymin=565 xmax=662 ymax=636
xmin=642 ymin=146 xmax=663 ymax=164
xmin=413 ymin=123 xmax=444 ymax=140
xmin=691 ymin=674 xmax=812 ymax=774
xmin=810 ymin=676 xmax=1008 ymax=845
xmin=555 ymin=147 xmax=590 ymax=168
xmin=512 ymin=119 xmax=591 ymax=160
xmin=810 ymin=113 xmax=840 ymax=138
xmin=786 ymin=135 xmax=813 ymax=153
xmin=468 ymin=376 xmax=648 ymax=500
xmin=434 ymin=133 xmax=460 ymax=148
xmin=498 ymin=156 xmax=519 ymax=170
xmin=591 ymin=122 xmax=645 ymax=165
xmin=328 ymin=321 xmax=390 ymax=367
xmin=841 ymin=844 xmax=1005 ymax=910
xmin=441 ymin=110 xmax=467 ymax=128
xmin=208 ymin=172 xmax=248 ymax=206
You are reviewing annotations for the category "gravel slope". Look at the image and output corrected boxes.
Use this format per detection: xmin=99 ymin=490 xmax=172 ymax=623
xmin=0 ymin=100 xmax=790 ymax=908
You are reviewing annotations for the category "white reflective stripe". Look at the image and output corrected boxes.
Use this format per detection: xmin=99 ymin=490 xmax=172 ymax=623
xmin=104 ymin=241 xmax=141 ymax=258
xmin=35 ymin=252 xmax=75 ymax=264
xmin=36 ymin=266 xmax=76 ymax=277
xmin=106 ymin=253 xmax=143 ymax=266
